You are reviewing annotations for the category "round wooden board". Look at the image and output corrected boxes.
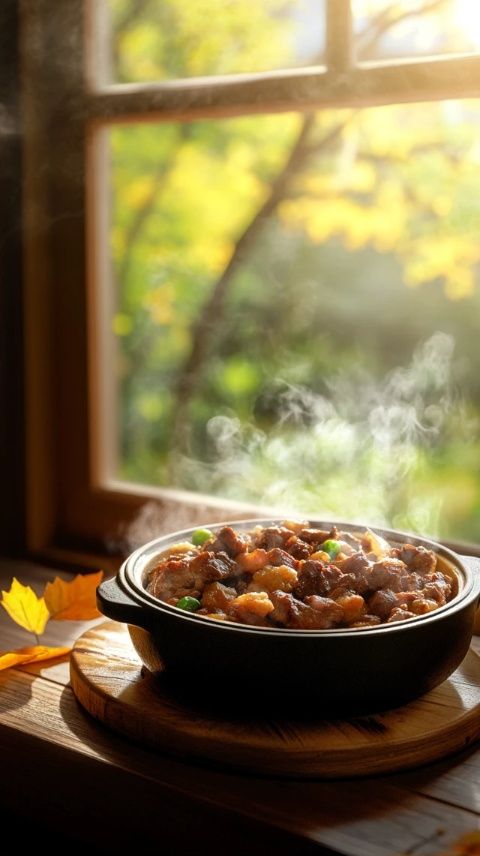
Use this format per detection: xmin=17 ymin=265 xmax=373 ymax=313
xmin=70 ymin=621 xmax=480 ymax=779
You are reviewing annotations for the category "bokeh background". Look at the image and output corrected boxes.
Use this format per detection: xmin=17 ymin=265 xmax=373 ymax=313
xmin=104 ymin=1 xmax=480 ymax=541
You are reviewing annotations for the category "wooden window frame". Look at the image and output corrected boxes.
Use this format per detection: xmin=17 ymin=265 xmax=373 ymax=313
xmin=22 ymin=0 xmax=480 ymax=567
xmin=0 ymin=0 xmax=24 ymax=557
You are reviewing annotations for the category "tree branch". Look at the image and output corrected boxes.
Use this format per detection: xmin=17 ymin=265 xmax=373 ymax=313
xmin=169 ymin=114 xmax=351 ymax=452
xmin=356 ymin=0 xmax=449 ymax=59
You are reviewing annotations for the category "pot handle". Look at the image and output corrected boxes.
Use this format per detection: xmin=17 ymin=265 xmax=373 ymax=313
xmin=97 ymin=576 xmax=148 ymax=629
xmin=460 ymin=555 xmax=480 ymax=635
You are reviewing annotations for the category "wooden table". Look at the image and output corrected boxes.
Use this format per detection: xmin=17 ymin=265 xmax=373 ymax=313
xmin=1 ymin=558 xmax=480 ymax=855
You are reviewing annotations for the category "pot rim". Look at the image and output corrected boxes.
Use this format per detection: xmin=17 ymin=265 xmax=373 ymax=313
xmin=119 ymin=517 xmax=477 ymax=637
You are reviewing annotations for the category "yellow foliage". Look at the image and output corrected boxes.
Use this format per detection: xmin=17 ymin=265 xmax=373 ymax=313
xmin=44 ymin=571 xmax=104 ymax=621
xmin=280 ymin=181 xmax=406 ymax=253
xmin=300 ymin=160 xmax=376 ymax=197
xmin=431 ymin=195 xmax=452 ymax=217
xmin=118 ymin=25 xmax=164 ymax=81
xmin=0 ymin=571 xmax=104 ymax=670
xmin=404 ymin=235 xmax=480 ymax=298
xmin=1 ymin=578 xmax=50 ymax=636
xmin=162 ymin=142 xmax=263 ymax=274
xmin=124 ymin=177 xmax=157 ymax=209
xmin=0 ymin=646 xmax=71 ymax=672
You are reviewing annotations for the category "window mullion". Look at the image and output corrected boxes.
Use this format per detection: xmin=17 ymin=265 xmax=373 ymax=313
xmin=326 ymin=0 xmax=353 ymax=73
xmin=84 ymin=52 xmax=480 ymax=125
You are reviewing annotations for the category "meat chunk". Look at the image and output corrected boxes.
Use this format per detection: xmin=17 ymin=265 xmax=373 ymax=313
xmin=201 ymin=582 xmax=237 ymax=612
xmin=367 ymin=558 xmax=413 ymax=593
xmin=423 ymin=572 xmax=453 ymax=605
xmin=189 ymin=550 xmax=237 ymax=581
xmin=293 ymin=561 xmax=345 ymax=599
xmin=148 ymin=557 xmax=196 ymax=601
xmin=269 ymin=590 xmax=294 ymax=625
xmin=297 ymin=528 xmax=332 ymax=545
xmin=254 ymin=526 xmax=293 ymax=550
xmin=334 ymin=552 xmax=372 ymax=594
xmin=391 ymin=544 xmax=436 ymax=575
xmin=299 ymin=596 xmax=344 ymax=629
xmin=208 ymin=526 xmax=248 ymax=557
xmin=267 ymin=547 xmax=298 ymax=569
xmin=328 ymin=575 xmax=359 ymax=600
xmin=368 ymin=589 xmax=398 ymax=621
xmin=284 ymin=535 xmax=311 ymax=560
xmin=269 ymin=591 xmax=343 ymax=629
xmin=148 ymin=549 xmax=237 ymax=602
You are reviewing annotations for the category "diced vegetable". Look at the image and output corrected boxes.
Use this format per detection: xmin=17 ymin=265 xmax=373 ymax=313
xmin=310 ymin=550 xmax=330 ymax=562
xmin=363 ymin=528 xmax=391 ymax=559
xmin=176 ymin=596 xmax=201 ymax=612
xmin=250 ymin=564 xmax=298 ymax=593
xmin=191 ymin=527 xmax=213 ymax=546
xmin=232 ymin=591 xmax=275 ymax=617
xmin=237 ymin=548 xmax=269 ymax=573
xmin=321 ymin=539 xmax=342 ymax=559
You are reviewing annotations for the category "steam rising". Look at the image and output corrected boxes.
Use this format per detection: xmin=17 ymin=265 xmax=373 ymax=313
xmin=170 ymin=332 xmax=461 ymax=537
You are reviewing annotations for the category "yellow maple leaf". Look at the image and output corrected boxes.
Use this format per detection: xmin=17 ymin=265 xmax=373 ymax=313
xmin=1 ymin=578 xmax=50 ymax=636
xmin=43 ymin=571 xmax=104 ymax=621
xmin=0 ymin=645 xmax=71 ymax=672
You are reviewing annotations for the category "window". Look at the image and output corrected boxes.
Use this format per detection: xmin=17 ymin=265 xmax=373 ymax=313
xmin=23 ymin=1 xmax=480 ymax=563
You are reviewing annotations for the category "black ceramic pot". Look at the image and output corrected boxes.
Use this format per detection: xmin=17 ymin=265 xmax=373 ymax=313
xmin=97 ymin=519 xmax=480 ymax=715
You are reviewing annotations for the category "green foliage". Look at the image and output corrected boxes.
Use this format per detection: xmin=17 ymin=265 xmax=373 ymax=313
xmin=109 ymin=0 xmax=311 ymax=82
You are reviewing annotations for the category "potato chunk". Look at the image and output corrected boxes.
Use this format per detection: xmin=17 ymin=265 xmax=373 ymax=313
xmin=232 ymin=591 xmax=275 ymax=617
xmin=237 ymin=548 xmax=269 ymax=573
xmin=410 ymin=597 xmax=438 ymax=615
xmin=334 ymin=593 xmax=366 ymax=624
xmin=250 ymin=564 xmax=298 ymax=593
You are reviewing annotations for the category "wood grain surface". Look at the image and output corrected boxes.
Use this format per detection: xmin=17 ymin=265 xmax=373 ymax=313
xmin=70 ymin=620 xmax=480 ymax=779
xmin=3 ymin=558 xmax=480 ymax=855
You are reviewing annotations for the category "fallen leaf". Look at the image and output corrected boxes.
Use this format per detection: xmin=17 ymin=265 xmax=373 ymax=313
xmin=44 ymin=571 xmax=104 ymax=620
xmin=1 ymin=578 xmax=50 ymax=635
xmin=0 ymin=645 xmax=71 ymax=671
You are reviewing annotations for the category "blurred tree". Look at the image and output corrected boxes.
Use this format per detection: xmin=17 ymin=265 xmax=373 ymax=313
xmin=108 ymin=0 xmax=480 ymax=538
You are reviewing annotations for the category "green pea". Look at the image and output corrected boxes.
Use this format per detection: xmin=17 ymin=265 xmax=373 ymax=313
xmin=321 ymin=539 xmax=342 ymax=559
xmin=176 ymin=596 xmax=201 ymax=612
xmin=191 ymin=527 xmax=213 ymax=546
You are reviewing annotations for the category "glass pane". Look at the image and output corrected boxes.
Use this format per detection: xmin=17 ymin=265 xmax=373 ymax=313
xmin=101 ymin=100 xmax=480 ymax=543
xmin=352 ymin=1 xmax=480 ymax=61
xmin=105 ymin=0 xmax=326 ymax=83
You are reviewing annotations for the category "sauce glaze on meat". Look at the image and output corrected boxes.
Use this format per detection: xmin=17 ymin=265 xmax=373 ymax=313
xmin=145 ymin=522 xmax=456 ymax=630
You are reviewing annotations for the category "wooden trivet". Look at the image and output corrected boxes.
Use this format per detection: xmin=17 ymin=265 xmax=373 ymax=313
xmin=70 ymin=620 xmax=480 ymax=779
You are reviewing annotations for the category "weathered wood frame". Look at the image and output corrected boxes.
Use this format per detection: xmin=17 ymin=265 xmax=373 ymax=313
xmin=22 ymin=0 xmax=480 ymax=565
